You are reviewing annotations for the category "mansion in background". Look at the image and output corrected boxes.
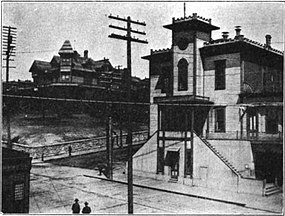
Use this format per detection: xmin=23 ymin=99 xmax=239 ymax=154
xmin=7 ymin=40 xmax=149 ymax=103
xmin=133 ymin=13 xmax=283 ymax=196
xmin=3 ymin=40 xmax=149 ymax=119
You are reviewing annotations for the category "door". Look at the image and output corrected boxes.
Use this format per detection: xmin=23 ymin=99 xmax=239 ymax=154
xmin=165 ymin=150 xmax=179 ymax=179
xmin=170 ymin=161 xmax=179 ymax=179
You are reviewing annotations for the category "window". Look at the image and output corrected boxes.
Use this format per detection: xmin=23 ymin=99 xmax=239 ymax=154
xmin=178 ymin=58 xmax=188 ymax=91
xmin=266 ymin=111 xmax=278 ymax=134
xmin=14 ymin=183 xmax=24 ymax=201
xmin=215 ymin=107 xmax=225 ymax=132
xmin=61 ymin=58 xmax=71 ymax=63
xmin=215 ymin=60 xmax=226 ymax=90
xmin=61 ymin=74 xmax=70 ymax=81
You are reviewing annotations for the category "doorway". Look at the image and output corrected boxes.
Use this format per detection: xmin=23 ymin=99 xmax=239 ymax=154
xmin=165 ymin=150 xmax=179 ymax=179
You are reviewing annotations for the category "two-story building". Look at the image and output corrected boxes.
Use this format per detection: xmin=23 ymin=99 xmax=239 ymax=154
xmin=133 ymin=13 xmax=283 ymax=196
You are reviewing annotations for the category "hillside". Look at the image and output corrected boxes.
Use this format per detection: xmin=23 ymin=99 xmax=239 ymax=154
xmin=2 ymin=114 xmax=147 ymax=147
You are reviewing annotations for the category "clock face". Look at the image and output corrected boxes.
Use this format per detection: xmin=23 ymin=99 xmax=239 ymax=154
xmin=177 ymin=38 xmax=189 ymax=50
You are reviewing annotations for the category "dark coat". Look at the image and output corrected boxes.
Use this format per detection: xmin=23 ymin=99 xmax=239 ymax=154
xmin=82 ymin=206 xmax=91 ymax=214
xmin=72 ymin=202 xmax=80 ymax=213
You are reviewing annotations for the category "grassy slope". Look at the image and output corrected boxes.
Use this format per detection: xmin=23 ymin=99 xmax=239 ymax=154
xmin=2 ymin=113 xmax=147 ymax=147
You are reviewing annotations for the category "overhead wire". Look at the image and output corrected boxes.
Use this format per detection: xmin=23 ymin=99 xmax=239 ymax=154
xmin=3 ymin=94 xmax=282 ymax=107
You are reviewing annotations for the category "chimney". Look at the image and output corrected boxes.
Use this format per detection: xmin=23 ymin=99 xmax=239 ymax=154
xmin=234 ymin=26 xmax=243 ymax=40
xmin=222 ymin=32 xmax=229 ymax=40
xmin=84 ymin=50 xmax=88 ymax=58
xmin=265 ymin=34 xmax=272 ymax=48
xmin=192 ymin=13 xmax=197 ymax=19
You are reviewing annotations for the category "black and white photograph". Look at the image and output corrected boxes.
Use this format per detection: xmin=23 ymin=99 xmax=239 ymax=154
xmin=1 ymin=1 xmax=284 ymax=214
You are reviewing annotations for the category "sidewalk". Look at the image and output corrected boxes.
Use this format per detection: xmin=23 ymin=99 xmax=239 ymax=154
xmin=35 ymin=154 xmax=283 ymax=213
xmin=30 ymin=161 xmax=283 ymax=214
xmin=92 ymin=169 xmax=283 ymax=214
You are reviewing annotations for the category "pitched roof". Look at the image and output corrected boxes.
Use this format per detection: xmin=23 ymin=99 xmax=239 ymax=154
xmin=58 ymin=40 xmax=74 ymax=54
xmin=50 ymin=56 xmax=60 ymax=64
xmin=88 ymin=59 xmax=113 ymax=70
xmin=29 ymin=60 xmax=51 ymax=72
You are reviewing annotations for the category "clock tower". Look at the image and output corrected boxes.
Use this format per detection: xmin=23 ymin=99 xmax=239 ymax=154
xmin=163 ymin=13 xmax=219 ymax=96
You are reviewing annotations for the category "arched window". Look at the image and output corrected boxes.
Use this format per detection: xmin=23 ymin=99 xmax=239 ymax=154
xmin=178 ymin=58 xmax=188 ymax=91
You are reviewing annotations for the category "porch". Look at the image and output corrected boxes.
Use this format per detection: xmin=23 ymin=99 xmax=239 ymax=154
xmin=205 ymin=130 xmax=283 ymax=142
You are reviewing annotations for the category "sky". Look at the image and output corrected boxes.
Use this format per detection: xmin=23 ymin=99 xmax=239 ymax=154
xmin=2 ymin=2 xmax=284 ymax=81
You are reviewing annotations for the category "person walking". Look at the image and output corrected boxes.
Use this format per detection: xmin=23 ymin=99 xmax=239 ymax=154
xmin=72 ymin=198 xmax=80 ymax=214
xmin=82 ymin=201 xmax=91 ymax=214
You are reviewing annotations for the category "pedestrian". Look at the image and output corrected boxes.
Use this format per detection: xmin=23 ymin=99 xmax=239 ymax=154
xmin=82 ymin=201 xmax=91 ymax=214
xmin=72 ymin=198 xmax=80 ymax=214
xmin=98 ymin=162 xmax=106 ymax=176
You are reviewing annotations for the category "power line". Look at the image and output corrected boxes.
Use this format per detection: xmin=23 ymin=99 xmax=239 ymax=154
xmin=3 ymin=94 xmax=282 ymax=107
xmin=15 ymin=49 xmax=58 ymax=54
xmin=108 ymin=14 xmax=148 ymax=214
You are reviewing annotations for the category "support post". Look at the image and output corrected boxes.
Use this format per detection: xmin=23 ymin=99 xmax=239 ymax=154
xmin=184 ymin=110 xmax=188 ymax=177
xmin=157 ymin=105 xmax=161 ymax=174
xmin=106 ymin=113 xmax=111 ymax=179
xmin=162 ymin=126 xmax=165 ymax=175
xmin=126 ymin=16 xmax=134 ymax=214
xmin=190 ymin=107 xmax=194 ymax=179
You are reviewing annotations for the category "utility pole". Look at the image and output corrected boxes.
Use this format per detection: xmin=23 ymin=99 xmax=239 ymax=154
xmin=106 ymin=69 xmax=114 ymax=180
xmin=2 ymin=26 xmax=17 ymax=148
xmin=108 ymin=14 xmax=147 ymax=214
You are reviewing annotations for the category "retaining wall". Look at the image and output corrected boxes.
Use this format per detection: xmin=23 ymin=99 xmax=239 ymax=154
xmin=8 ymin=131 xmax=148 ymax=159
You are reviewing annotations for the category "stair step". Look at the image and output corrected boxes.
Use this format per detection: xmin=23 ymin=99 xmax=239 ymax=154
xmin=265 ymin=188 xmax=282 ymax=196
xmin=266 ymin=186 xmax=281 ymax=193
xmin=266 ymin=185 xmax=277 ymax=190
xmin=168 ymin=178 xmax=178 ymax=183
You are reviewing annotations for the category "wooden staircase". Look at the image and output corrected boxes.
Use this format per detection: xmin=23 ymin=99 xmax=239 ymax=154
xmin=199 ymin=136 xmax=242 ymax=177
xmin=264 ymin=183 xmax=282 ymax=196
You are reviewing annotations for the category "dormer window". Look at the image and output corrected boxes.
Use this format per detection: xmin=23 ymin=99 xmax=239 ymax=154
xmin=178 ymin=58 xmax=188 ymax=91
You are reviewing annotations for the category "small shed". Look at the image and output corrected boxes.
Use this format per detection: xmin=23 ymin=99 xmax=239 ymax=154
xmin=2 ymin=147 xmax=32 ymax=213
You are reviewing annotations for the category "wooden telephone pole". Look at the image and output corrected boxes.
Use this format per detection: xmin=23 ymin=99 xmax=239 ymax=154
xmin=2 ymin=26 xmax=17 ymax=148
xmin=108 ymin=14 xmax=147 ymax=214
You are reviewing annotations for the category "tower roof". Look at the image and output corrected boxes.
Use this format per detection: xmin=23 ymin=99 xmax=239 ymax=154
xmin=58 ymin=40 xmax=74 ymax=55
xmin=163 ymin=13 xmax=220 ymax=32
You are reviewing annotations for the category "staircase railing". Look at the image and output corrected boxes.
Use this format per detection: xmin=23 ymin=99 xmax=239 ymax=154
xmin=197 ymin=134 xmax=242 ymax=177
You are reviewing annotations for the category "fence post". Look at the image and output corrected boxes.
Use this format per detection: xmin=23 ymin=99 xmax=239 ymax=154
xmin=68 ymin=146 xmax=72 ymax=157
